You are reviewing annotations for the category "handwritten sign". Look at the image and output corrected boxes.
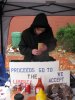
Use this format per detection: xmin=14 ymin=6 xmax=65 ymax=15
xmin=43 ymin=70 xmax=70 ymax=86
xmin=9 ymin=61 xmax=70 ymax=88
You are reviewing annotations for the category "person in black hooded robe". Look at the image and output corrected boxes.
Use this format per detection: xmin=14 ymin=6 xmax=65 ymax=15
xmin=19 ymin=13 xmax=57 ymax=61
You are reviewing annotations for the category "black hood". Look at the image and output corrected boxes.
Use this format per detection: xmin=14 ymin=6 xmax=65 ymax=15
xmin=30 ymin=13 xmax=50 ymax=29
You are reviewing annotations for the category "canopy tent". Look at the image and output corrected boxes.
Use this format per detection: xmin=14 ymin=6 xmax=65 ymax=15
xmin=0 ymin=0 xmax=75 ymax=87
xmin=0 ymin=0 xmax=75 ymax=57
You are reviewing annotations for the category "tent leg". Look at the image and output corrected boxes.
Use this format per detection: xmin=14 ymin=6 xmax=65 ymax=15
xmin=0 ymin=0 xmax=5 ymax=58
xmin=0 ymin=16 xmax=4 ymax=56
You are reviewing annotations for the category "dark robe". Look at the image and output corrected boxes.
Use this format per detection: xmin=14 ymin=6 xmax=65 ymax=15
xmin=19 ymin=13 xmax=57 ymax=61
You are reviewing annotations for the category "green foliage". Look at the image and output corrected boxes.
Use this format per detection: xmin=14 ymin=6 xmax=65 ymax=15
xmin=56 ymin=23 xmax=75 ymax=52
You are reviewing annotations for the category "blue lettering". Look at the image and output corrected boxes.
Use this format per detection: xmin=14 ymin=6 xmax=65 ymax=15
xmin=47 ymin=68 xmax=53 ymax=72
xmin=39 ymin=68 xmax=45 ymax=72
xmin=11 ymin=68 xmax=35 ymax=73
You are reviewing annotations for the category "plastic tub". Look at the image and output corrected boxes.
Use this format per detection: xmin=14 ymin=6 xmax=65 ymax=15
xmin=11 ymin=32 xmax=21 ymax=48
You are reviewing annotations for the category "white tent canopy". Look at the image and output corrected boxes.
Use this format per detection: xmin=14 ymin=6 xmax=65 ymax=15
xmin=0 ymin=0 xmax=75 ymax=56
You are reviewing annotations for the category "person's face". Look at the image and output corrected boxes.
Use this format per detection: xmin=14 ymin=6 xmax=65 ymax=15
xmin=35 ymin=27 xmax=45 ymax=35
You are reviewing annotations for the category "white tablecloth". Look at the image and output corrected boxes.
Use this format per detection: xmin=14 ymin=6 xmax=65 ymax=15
xmin=0 ymin=86 xmax=10 ymax=100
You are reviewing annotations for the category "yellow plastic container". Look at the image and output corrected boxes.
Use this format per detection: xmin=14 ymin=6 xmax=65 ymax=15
xmin=36 ymin=89 xmax=47 ymax=100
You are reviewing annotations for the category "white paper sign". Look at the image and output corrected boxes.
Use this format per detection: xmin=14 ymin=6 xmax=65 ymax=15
xmin=9 ymin=61 xmax=70 ymax=88
xmin=42 ymin=70 xmax=70 ymax=86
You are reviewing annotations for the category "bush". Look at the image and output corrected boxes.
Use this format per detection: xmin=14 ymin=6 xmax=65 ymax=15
xmin=56 ymin=24 xmax=75 ymax=52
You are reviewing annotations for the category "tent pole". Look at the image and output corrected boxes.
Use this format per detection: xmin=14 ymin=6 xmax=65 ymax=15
xmin=0 ymin=0 xmax=5 ymax=58
xmin=0 ymin=16 xmax=3 ymax=56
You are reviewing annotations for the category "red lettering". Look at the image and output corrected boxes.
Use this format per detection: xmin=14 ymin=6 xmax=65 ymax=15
xmin=13 ymin=80 xmax=32 ymax=84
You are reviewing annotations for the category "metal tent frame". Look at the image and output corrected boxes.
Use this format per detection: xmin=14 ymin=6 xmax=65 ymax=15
xmin=0 ymin=0 xmax=75 ymax=87
xmin=0 ymin=0 xmax=75 ymax=55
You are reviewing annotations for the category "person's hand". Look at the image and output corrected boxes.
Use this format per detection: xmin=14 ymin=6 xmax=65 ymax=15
xmin=38 ymin=43 xmax=48 ymax=52
xmin=32 ymin=49 xmax=42 ymax=55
